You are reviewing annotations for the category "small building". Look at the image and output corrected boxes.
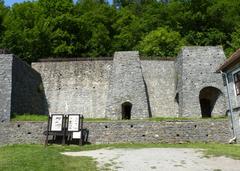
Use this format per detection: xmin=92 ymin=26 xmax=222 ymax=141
xmin=217 ymin=48 xmax=240 ymax=143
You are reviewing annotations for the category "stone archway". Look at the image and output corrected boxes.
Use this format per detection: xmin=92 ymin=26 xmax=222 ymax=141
xmin=199 ymin=87 xmax=223 ymax=118
xmin=122 ymin=102 xmax=132 ymax=120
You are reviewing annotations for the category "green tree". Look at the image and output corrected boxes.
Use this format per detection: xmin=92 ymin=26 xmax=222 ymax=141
xmin=137 ymin=27 xmax=185 ymax=57
xmin=75 ymin=1 xmax=116 ymax=56
xmin=185 ymin=28 xmax=226 ymax=46
xmin=225 ymin=25 xmax=240 ymax=57
xmin=2 ymin=2 xmax=45 ymax=62
xmin=0 ymin=0 xmax=8 ymax=45
xmin=112 ymin=7 xmax=143 ymax=51
xmin=38 ymin=0 xmax=74 ymax=18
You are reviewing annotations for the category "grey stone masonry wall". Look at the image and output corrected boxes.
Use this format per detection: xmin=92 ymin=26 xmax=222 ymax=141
xmin=105 ymin=51 xmax=149 ymax=119
xmin=32 ymin=60 xmax=112 ymax=118
xmin=141 ymin=60 xmax=178 ymax=117
xmin=175 ymin=51 xmax=184 ymax=116
xmin=176 ymin=46 xmax=227 ymax=117
xmin=11 ymin=57 xmax=48 ymax=115
xmin=0 ymin=122 xmax=47 ymax=145
xmin=0 ymin=54 xmax=13 ymax=122
xmin=0 ymin=55 xmax=47 ymax=122
xmin=0 ymin=120 xmax=232 ymax=146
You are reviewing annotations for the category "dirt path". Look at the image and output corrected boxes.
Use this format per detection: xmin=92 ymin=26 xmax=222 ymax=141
xmin=63 ymin=148 xmax=240 ymax=171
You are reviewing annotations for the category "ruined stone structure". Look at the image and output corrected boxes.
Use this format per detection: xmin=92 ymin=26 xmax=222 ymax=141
xmin=105 ymin=52 xmax=149 ymax=119
xmin=175 ymin=47 xmax=226 ymax=117
xmin=0 ymin=46 xmax=227 ymax=122
xmin=0 ymin=54 xmax=48 ymax=122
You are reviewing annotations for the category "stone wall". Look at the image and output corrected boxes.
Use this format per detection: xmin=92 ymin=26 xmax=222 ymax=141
xmin=176 ymin=46 xmax=227 ymax=117
xmin=141 ymin=60 xmax=178 ymax=117
xmin=32 ymin=54 xmax=178 ymax=119
xmin=0 ymin=54 xmax=13 ymax=122
xmin=0 ymin=47 xmax=228 ymax=120
xmin=32 ymin=60 xmax=112 ymax=118
xmin=0 ymin=55 xmax=48 ymax=122
xmin=0 ymin=120 xmax=232 ymax=146
xmin=11 ymin=57 xmax=48 ymax=115
xmin=106 ymin=52 xmax=149 ymax=119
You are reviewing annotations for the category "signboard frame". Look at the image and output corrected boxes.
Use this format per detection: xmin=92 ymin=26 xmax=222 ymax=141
xmin=67 ymin=114 xmax=81 ymax=132
xmin=50 ymin=114 xmax=64 ymax=132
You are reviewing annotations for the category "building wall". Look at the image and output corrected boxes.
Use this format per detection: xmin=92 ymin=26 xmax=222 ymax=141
xmin=0 ymin=54 xmax=13 ymax=122
xmin=11 ymin=57 xmax=48 ymax=115
xmin=0 ymin=120 xmax=232 ymax=146
xmin=32 ymin=60 xmax=113 ymax=118
xmin=141 ymin=60 xmax=178 ymax=117
xmin=225 ymin=64 xmax=240 ymax=109
xmin=176 ymin=46 xmax=227 ymax=117
xmin=105 ymin=51 xmax=149 ymax=119
xmin=224 ymin=65 xmax=240 ymax=143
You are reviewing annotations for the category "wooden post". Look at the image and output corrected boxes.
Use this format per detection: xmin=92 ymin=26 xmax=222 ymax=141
xmin=62 ymin=115 xmax=66 ymax=145
xmin=45 ymin=115 xmax=51 ymax=147
xmin=80 ymin=115 xmax=84 ymax=146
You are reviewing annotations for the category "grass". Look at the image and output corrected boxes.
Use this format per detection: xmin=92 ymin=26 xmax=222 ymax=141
xmin=10 ymin=114 xmax=228 ymax=122
xmin=0 ymin=144 xmax=97 ymax=171
xmin=11 ymin=113 xmax=48 ymax=121
xmin=0 ymin=143 xmax=240 ymax=171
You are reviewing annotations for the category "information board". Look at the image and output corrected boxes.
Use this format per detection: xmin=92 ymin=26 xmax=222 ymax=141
xmin=51 ymin=115 xmax=63 ymax=131
xmin=68 ymin=115 xmax=80 ymax=131
xmin=72 ymin=131 xmax=81 ymax=139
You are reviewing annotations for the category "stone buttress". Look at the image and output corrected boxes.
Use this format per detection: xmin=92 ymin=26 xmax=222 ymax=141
xmin=105 ymin=51 xmax=149 ymax=119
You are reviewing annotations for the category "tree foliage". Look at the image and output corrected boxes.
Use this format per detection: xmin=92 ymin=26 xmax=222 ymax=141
xmin=0 ymin=0 xmax=240 ymax=62
xmin=137 ymin=27 xmax=185 ymax=57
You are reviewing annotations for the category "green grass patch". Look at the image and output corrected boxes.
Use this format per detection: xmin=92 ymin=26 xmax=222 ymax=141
xmin=147 ymin=117 xmax=192 ymax=121
xmin=148 ymin=116 xmax=227 ymax=122
xmin=11 ymin=113 xmax=48 ymax=122
xmin=0 ymin=143 xmax=240 ymax=171
xmin=84 ymin=118 xmax=111 ymax=122
xmin=11 ymin=114 xmax=227 ymax=122
xmin=0 ymin=144 xmax=97 ymax=171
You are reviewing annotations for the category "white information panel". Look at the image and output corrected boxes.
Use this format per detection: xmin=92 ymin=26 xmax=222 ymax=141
xmin=68 ymin=115 xmax=80 ymax=131
xmin=72 ymin=131 xmax=81 ymax=139
xmin=51 ymin=115 xmax=63 ymax=131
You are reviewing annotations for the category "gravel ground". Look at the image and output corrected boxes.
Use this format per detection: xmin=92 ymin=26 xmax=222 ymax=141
xmin=63 ymin=148 xmax=240 ymax=171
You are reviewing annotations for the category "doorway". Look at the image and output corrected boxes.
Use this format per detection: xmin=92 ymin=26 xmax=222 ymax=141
xmin=122 ymin=102 xmax=132 ymax=120
xmin=199 ymin=87 xmax=222 ymax=118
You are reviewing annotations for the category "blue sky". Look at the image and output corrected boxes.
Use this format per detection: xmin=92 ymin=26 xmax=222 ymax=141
xmin=5 ymin=0 xmax=113 ymax=7
xmin=5 ymin=0 xmax=24 ymax=6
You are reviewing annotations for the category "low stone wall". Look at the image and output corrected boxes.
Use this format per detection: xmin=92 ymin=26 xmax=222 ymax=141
xmin=0 ymin=120 xmax=232 ymax=146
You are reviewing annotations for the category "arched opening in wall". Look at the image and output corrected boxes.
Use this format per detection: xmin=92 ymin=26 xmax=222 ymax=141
xmin=122 ymin=102 xmax=132 ymax=120
xmin=199 ymin=87 xmax=222 ymax=118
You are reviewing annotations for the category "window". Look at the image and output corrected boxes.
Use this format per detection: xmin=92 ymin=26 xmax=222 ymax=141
xmin=234 ymin=71 xmax=240 ymax=95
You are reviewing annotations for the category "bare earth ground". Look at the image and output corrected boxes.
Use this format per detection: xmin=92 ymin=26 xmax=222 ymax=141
xmin=63 ymin=148 xmax=240 ymax=171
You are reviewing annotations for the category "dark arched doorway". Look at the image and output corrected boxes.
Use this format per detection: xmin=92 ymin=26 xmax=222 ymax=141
xmin=199 ymin=87 xmax=222 ymax=118
xmin=122 ymin=102 xmax=132 ymax=120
